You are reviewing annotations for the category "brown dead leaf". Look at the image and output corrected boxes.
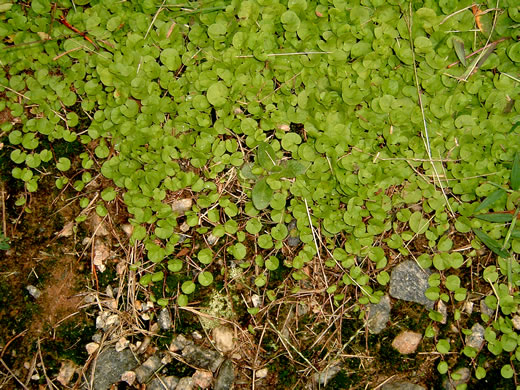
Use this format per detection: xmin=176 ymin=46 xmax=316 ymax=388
xmin=57 ymin=221 xmax=74 ymax=238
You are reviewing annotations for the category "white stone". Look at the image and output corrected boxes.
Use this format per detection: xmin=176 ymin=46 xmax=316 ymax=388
xmin=115 ymin=337 xmax=130 ymax=352
xmin=251 ymin=294 xmax=261 ymax=307
xmin=122 ymin=224 xmax=133 ymax=237
xmin=513 ymin=315 xmax=520 ymax=330
xmin=105 ymin=314 xmax=120 ymax=328
xmin=26 ymin=285 xmax=41 ymax=299
xmin=171 ymin=198 xmax=193 ymax=215
xmin=256 ymin=368 xmax=268 ymax=379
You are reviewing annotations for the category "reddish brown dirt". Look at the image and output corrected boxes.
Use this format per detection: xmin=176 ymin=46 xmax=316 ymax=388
xmin=0 ymin=179 xmax=91 ymax=386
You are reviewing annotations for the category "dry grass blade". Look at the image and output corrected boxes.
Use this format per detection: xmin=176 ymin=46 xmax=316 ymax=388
xmin=266 ymin=319 xmax=319 ymax=373
xmin=405 ymin=3 xmax=456 ymax=219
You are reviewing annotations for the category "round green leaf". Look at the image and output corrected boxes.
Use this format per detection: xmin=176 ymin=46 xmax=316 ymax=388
xmin=177 ymin=294 xmax=188 ymax=307
xmin=207 ymin=82 xmax=228 ymax=107
xmin=160 ymin=48 xmax=181 ymax=71
xmin=437 ymin=361 xmax=448 ymax=374
xmin=168 ymin=259 xmax=183 ymax=272
xmin=252 ymin=179 xmax=273 ymax=210
xmin=271 ymin=224 xmax=288 ymax=241
xmin=101 ymin=187 xmax=116 ymax=201
xmin=501 ymin=364 xmax=514 ymax=379
xmin=265 ymin=256 xmax=279 ymax=271
xmin=198 ymin=271 xmax=214 ymax=286
xmin=151 ymin=271 xmax=164 ymax=282
xmin=181 ymin=281 xmax=196 ymax=295
xmin=255 ymin=274 xmax=267 ymax=287
xmin=445 ymin=275 xmax=460 ymax=291
xmin=508 ymin=42 xmax=520 ymax=63
xmin=246 ymin=218 xmax=262 ymax=234
xmin=436 ymin=339 xmax=451 ymax=354
xmin=281 ymin=10 xmax=300 ymax=32
xmin=475 ymin=366 xmax=486 ymax=379
xmin=57 ymin=157 xmax=71 ymax=171
xmin=198 ymin=248 xmax=213 ymax=264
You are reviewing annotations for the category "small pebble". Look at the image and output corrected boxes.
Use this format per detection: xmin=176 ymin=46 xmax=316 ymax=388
xmin=392 ymin=331 xmax=422 ymax=354
xmin=171 ymin=199 xmax=193 ymax=215
xmin=26 ymin=285 xmax=41 ymax=299
xmin=192 ymin=370 xmax=213 ymax=389
xmin=212 ymin=326 xmax=234 ymax=354
xmin=121 ymin=371 xmax=136 ymax=386
xmin=115 ymin=337 xmax=130 ymax=352
xmin=207 ymin=234 xmax=218 ymax=245
xmin=86 ymin=342 xmax=99 ymax=355
xmin=256 ymin=368 xmax=268 ymax=379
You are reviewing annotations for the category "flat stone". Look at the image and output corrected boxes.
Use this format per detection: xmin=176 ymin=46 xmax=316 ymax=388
xmin=212 ymin=326 xmax=234 ymax=353
xmin=391 ymin=331 xmax=422 ymax=354
xmin=389 ymin=260 xmax=433 ymax=309
xmin=192 ymin=370 xmax=213 ymax=389
xmin=214 ymin=359 xmax=234 ymax=390
xmin=367 ymin=295 xmax=391 ymax=334
xmin=443 ymin=367 xmax=470 ymax=390
xmin=135 ymin=354 xmax=162 ymax=383
xmin=148 ymin=376 xmax=179 ymax=390
xmin=89 ymin=347 xmax=138 ymax=390
xmin=158 ymin=308 xmax=172 ymax=330
xmin=170 ymin=334 xmax=192 ymax=352
xmin=465 ymin=323 xmax=485 ymax=350
xmin=382 ymin=381 xmax=426 ymax=390
xmin=176 ymin=377 xmax=194 ymax=390
xmin=182 ymin=344 xmax=224 ymax=373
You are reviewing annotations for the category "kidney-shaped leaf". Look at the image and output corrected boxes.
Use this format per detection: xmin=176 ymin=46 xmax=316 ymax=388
xmin=252 ymin=178 xmax=272 ymax=210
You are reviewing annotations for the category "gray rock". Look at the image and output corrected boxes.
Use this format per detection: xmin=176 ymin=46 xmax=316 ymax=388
xmin=176 ymin=376 xmax=194 ymax=390
xmin=214 ymin=359 xmax=234 ymax=390
xmin=480 ymin=299 xmax=494 ymax=317
xmin=389 ymin=260 xmax=433 ymax=309
xmin=182 ymin=344 xmax=224 ymax=373
xmin=135 ymin=354 xmax=162 ymax=384
xmin=89 ymin=347 xmax=138 ymax=390
xmin=443 ymin=367 xmax=470 ymax=390
xmin=313 ymin=362 xmax=342 ymax=386
xmin=170 ymin=334 xmax=192 ymax=352
xmin=148 ymin=376 xmax=180 ymax=390
xmin=465 ymin=323 xmax=485 ymax=350
xmin=158 ymin=308 xmax=172 ymax=330
xmin=367 ymin=295 xmax=391 ymax=334
xmin=287 ymin=220 xmax=301 ymax=247
xmin=382 ymin=381 xmax=426 ymax=390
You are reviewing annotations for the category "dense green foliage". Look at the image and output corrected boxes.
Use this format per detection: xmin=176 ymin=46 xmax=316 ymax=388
xmin=1 ymin=0 xmax=520 ymax=384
